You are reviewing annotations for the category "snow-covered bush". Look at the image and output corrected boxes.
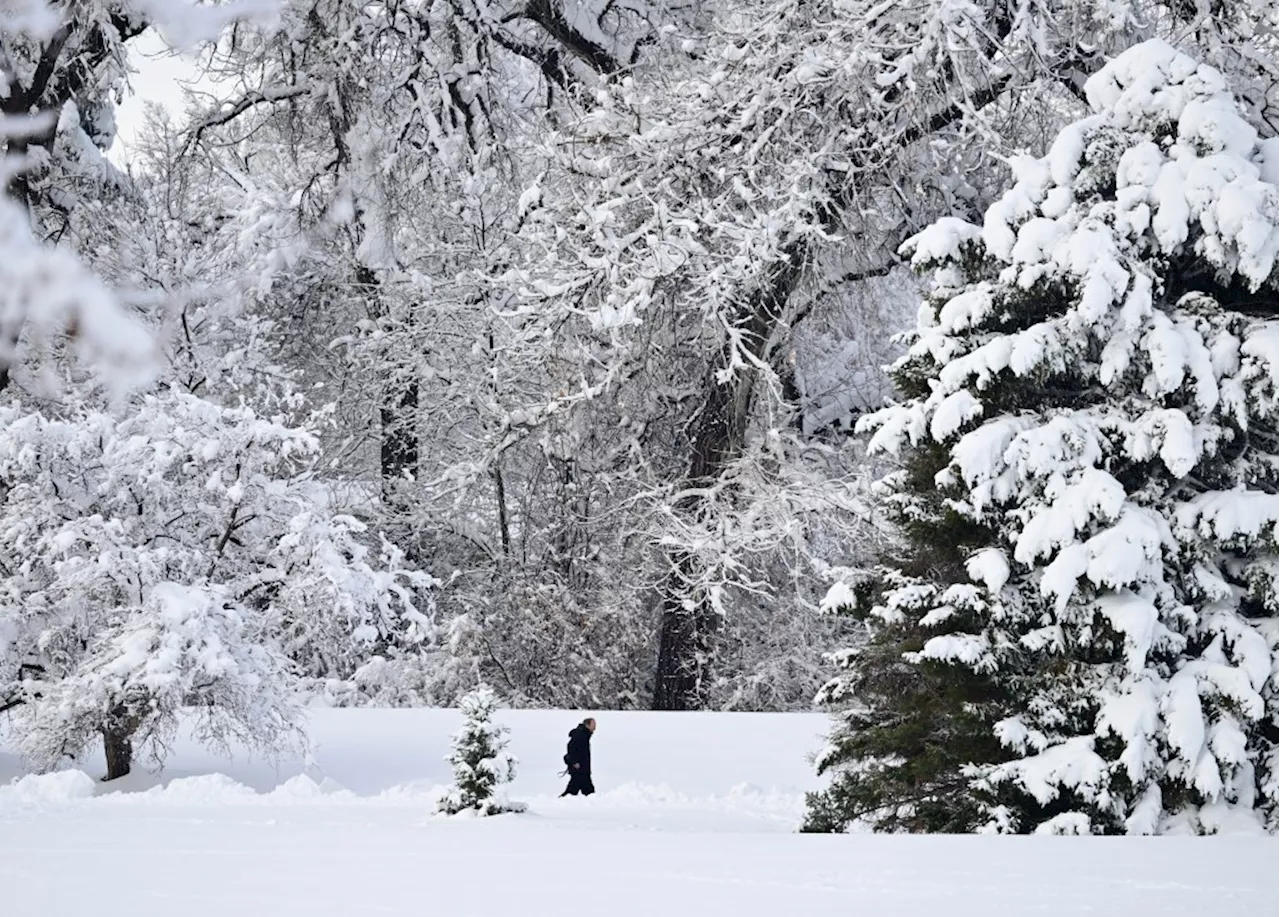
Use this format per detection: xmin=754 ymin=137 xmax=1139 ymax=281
xmin=806 ymin=40 xmax=1278 ymax=835
xmin=0 ymin=391 xmax=434 ymax=778
xmin=11 ymin=582 xmax=300 ymax=781
xmin=437 ymin=685 xmax=525 ymax=816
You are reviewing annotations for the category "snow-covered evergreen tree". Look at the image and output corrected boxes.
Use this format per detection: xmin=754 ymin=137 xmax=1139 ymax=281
xmin=438 ymin=685 xmax=525 ymax=816
xmin=806 ymin=40 xmax=1278 ymax=836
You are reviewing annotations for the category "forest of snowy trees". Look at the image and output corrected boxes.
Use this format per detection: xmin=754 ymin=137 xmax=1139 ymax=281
xmin=0 ymin=0 xmax=1275 ymax=832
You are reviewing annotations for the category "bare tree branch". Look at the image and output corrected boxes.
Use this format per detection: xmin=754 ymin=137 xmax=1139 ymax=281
xmin=522 ymin=0 xmax=622 ymax=75
xmin=181 ymin=84 xmax=311 ymax=157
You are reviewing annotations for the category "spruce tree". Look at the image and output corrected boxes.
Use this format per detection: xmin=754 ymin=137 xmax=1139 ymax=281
xmin=438 ymin=686 xmax=526 ymax=816
xmin=805 ymin=40 xmax=1278 ymax=835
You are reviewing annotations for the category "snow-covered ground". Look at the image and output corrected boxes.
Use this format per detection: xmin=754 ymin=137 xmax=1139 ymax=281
xmin=1 ymin=709 xmax=1276 ymax=916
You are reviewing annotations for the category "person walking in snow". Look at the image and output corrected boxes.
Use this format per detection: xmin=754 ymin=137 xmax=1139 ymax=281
xmin=559 ymin=717 xmax=596 ymax=797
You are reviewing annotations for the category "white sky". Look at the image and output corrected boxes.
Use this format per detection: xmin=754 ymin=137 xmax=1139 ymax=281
xmin=110 ymin=30 xmax=208 ymax=166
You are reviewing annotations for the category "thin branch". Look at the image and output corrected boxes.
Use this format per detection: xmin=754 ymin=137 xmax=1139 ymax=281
xmin=181 ymin=84 xmax=311 ymax=157
xmin=491 ymin=30 xmax=581 ymax=96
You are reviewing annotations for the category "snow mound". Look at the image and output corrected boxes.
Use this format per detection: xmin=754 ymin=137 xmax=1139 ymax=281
xmin=0 ymin=771 xmax=803 ymax=819
xmin=262 ymin=774 xmax=355 ymax=802
xmin=531 ymin=780 xmax=805 ymax=817
xmin=91 ymin=772 xmax=415 ymax=807
xmin=149 ymin=773 xmax=259 ymax=804
xmin=112 ymin=773 xmax=362 ymax=806
xmin=373 ymin=780 xmax=449 ymax=805
xmin=0 ymin=769 xmax=98 ymax=808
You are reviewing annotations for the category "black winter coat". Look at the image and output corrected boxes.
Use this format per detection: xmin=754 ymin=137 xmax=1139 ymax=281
xmin=565 ymin=724 xmax=592 ymax=775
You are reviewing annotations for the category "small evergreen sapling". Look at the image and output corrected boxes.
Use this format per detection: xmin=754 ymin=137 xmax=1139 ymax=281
xmin=438 ymin=685 xmax=526 ymax=816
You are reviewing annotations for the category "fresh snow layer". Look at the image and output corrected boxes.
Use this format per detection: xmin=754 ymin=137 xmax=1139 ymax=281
xmin=2 ymin=708 xmax=1276 ymax=916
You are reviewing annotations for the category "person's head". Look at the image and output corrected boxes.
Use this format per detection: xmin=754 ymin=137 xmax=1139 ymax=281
xmin=583 ymin=717 xmax=596 ymax=733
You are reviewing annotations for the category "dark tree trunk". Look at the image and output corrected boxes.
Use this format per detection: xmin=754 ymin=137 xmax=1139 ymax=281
xmin=652 ymin=555 xmax=721 ymax=710
xmin=100 ymin=706 xmax=138 ymax=781
xmin=651 ymin=246 xmax=805 ymax=711
xmin=379 ymin=380 xmax=420 ymax=486
xmin=492 ymin=463 xmax=512 ymax=555
xmin=102 ymin=728 xmax=132 ymax=781
xmin=356 ymin=262 xmax=420 ymax=502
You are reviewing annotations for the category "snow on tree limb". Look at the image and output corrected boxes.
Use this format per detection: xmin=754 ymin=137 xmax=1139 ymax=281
xmin=0 ymin=392 xmax=436 ymax=775
xmin=0 ymin=0 xmax=278 ymax=390
xmin=811 ymin=38 xmax=1279 ymax=836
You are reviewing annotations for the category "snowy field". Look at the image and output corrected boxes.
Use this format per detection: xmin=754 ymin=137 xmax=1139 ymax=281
xmin=1 ymin=709 xmax=1275 ymax=916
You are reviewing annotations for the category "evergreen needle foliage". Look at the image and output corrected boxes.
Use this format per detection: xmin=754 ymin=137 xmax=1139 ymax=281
xmin=806 ymin=41 xmax=1278 ymax=836
xmin=438 ymin=686 xmax=526 ymax=816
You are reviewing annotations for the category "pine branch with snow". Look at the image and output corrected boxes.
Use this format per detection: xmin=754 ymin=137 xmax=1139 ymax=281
xmin=807 ymin=40 xmax=1278 ymax=836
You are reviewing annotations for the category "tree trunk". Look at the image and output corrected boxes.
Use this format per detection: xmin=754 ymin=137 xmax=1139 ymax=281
xmin=101 ymin=706 xmax=138 ymax=781
xmin=650 ymin=64 xmax=1028 ymax=709
xmin=651 ymin=247 xmax=805 ymax=711
xmin=380 ymin=380 xmax=420 ymax=486
xmin=652 ymin=555 xmax=720 ymax=710
xmin=357 ymin=263 xmax=421 ymax=502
